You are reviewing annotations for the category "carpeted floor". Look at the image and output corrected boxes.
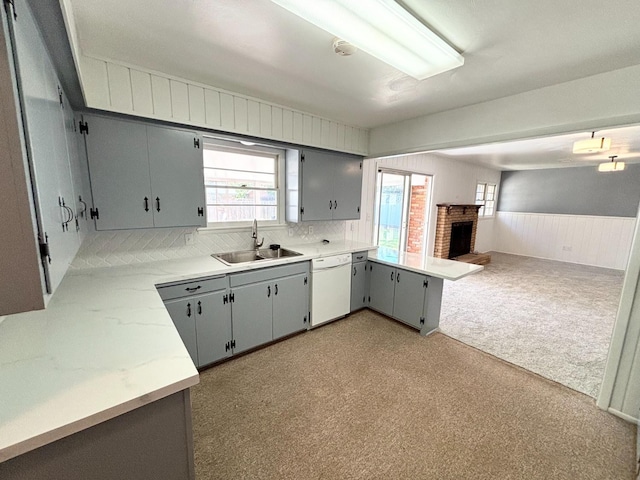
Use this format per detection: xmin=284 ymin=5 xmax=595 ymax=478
xmin=192 ymin=311 xmax=636 ymax=480
xmin=440 ymin=252 xmax=624 ymax=398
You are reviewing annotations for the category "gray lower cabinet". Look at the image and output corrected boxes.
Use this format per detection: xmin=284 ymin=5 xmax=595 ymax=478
xmin=368 ymin=261 xmax=431 ymax=331
xmin=350 ymin=251 xmax=369 ymax=312
xmin=158 ymin=276 xmax=230 ymax=367
xmin=163 ymin=297 xmax=199 ymax=364
xmin=231 ymin=280 xmax=274 ymax=354
xmin=230 ymin=261 xmax=310 ymax=352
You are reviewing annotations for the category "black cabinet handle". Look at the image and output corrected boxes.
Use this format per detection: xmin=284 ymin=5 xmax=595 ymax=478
xmin=185 ymin=286 xmax=201 ymax=293
xmin=391 ymin=271 xmax=394 ymax=282
xmin=329 ymin=200 xmax=333 ymax=210
xmin=334 ymin=199 xmax=337 ymax=209
xmin=397 ymin=272 xmax=400 ymax=283
xmin=186 ymin=303 xmax=191 ymax=317
xmin=356 ymin=255 xmax=364 ymax=260
xmin=144 ymin=197 xmax=149 ymax=212
xmin=156 ymin=197 xmax=161 ymax=212
xmin=197 ymin=301 xmax=202 ymax=315
xmin=353 ymin=266 xmax=357 ymax=276
xmin=267 ymin=285 xmax=271 ymax=297
xmin=275 ymin=284 xmax=278 ymax=296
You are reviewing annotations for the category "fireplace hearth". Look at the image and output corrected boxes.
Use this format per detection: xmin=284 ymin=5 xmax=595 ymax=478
xmin=433 ymin=204 xmax=481 ymax=259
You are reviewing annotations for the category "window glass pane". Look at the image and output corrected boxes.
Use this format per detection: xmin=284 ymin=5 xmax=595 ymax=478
xmin=486 ymin=184 xmax=496 ymax=200
xmin=485 ymin=200 xmax=495 ymax=216
xmin=203 ymin=150 xmax=275 ymax=174
xmin=204 ymin=169 xmax=275 ymax=188
xmin=207 ymin=205 xmax=277 ymax=223
xmin=476 ymin=183 xmax=485 ymax=194
xmin=206 ymin=187 xmax=277 ymax=206
xmin=478 ymin=205 xmax=485 ymax=216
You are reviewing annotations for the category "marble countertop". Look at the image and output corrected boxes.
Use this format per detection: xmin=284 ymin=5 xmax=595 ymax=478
xmin=369 ymin=248 xmax=484 ymax=281
xmin=0 ymin=240 xmax=374 ymax=462
xmin=0 ymin=239 xmax=482 ymax=462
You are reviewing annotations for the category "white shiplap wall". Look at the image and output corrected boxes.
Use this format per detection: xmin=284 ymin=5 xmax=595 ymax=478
xmin=345 ymin=152 xmax=502 ymax=254
xmin=79 ymin=55 xmax=368 ymax=155
xmin=494 ymin=212 xmax=636 ymax=270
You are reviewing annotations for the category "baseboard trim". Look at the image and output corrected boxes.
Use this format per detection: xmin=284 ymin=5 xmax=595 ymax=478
xmin=607 ymin=407 xmax=639 ymax=424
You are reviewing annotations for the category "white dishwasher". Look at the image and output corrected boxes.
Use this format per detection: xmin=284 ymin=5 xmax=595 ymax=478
xmin=310 ymin=253 xmax=352 ymax=327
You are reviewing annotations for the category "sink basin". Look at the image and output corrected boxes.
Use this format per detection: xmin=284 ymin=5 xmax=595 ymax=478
xmin=212 ymin=248 xmax=302 ymax=265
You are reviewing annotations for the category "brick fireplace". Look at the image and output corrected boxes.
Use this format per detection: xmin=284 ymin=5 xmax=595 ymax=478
xmin=433 ymin=204 xmax=481 ymax=259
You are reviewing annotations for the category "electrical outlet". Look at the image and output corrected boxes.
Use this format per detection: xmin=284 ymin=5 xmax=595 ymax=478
xmin=308 ymin=226 xmax=314 ymax=235
xmin=184 ymin=233 xmax=194 ymax=245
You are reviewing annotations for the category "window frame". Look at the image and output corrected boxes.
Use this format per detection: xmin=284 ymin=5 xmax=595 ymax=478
xmin=202 ymin=137 xmax=286 ymax=229
xmin=475 ymin=182 xmax=497 ymax=218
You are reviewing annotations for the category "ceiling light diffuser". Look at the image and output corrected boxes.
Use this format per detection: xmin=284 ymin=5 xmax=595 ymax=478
xmin=572 ymin=132 xmax=611 ymax=154
xmin=270 ymin=0 xmax=464 ymax=80
xmin=598 ymin=156 xmax=625 ymax=172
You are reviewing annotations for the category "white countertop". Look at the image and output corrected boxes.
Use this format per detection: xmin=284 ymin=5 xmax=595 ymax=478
xmin=0 ymin=240 xmax=481 ymax=462
xmin=369 ymin=248 xmax=484 ymax=281
xmin=0 ymin=240 xmax=373 ymax=462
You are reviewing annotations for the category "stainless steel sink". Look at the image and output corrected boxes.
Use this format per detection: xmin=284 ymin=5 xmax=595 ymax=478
xmin=212 ymin=248 xmax=302 ymax=265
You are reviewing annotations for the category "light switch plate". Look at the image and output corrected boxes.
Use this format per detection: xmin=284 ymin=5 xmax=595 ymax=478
xmin=308 ymin=226 xmax=314 ymax=235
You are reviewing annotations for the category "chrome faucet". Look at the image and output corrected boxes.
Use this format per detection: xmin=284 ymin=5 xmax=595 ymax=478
xmin=252 ymin=219 xmax=264 ymax=251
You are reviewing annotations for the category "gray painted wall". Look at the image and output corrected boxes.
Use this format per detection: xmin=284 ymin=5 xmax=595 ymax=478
xmin=497 ymin=164 xmax=640 ymax=217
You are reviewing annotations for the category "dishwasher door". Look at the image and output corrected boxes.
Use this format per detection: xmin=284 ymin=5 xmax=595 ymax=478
xmin=311 ymin=256 xmax=352 ymax=327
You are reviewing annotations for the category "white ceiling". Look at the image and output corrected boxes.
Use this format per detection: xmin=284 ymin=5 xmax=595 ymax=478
xmin=434 ymin=125 xmax=640 ymax=171
xmin=67 ymin=0 xmax=640 ymax=130
xmin=64 ymin=0 xmax=640 ymax=171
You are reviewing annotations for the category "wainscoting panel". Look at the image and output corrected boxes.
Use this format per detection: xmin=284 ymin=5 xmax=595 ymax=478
xmin=494 ymin=211 xmax=636 ymax=270
xmin=78 ymin=55 xmax=369 ymax=155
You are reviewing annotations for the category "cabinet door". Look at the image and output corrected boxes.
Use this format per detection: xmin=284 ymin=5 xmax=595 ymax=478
xmin=368 ymin=262 xmax=395 ymax=317
xmin=332 ymin=156 xmax=362 ymax=220
xmin=147 ymin=127 xmax=206 ymax=228
xmin=350 ymin=262 xmax=367 ymax=312
xmin=392 ymin=268 xmax=427 ymax=329
xmin=84 ymin=115 xmax=153 ymax=230
xmin=231 ymin=281 xmax=273 ymax=354
xmin=195 ymin=290 xmax=232 ymax=367
xmin=164 ymin=298 xmax=198 ymax=365
xmin=300 ymin=149 xmax=334 ymax=221
xmin=273 ymin=273 xmax=308 ymax=339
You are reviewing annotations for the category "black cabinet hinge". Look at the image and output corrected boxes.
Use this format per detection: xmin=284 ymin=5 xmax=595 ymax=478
xmin=301 ymin=153 xmax=305 ymax=162
xmin=197 ymin=207 xmax=204 ymax=217
xmin=79 ymin=120 xmax=89 ymax=135
xmin=4 ymin=0 xmax=17 ymax=19
xmin=194 ymin=138 xmax=200 ymax=149
xmin=223 ymin=294 xmax=228 ymax=304
xmin=303 ymin=315 xmax=308 ymax=324
xmin=423 ymin=279 xmax=429 ymax=288
xmin=359 ymin=161 xmax=362 ymax=170
xmin=229 ymin=292 xmax=235 ymax=303
xmin=90 ymin=207 xmax=99 ymax=220
xmin=231 ymin=339 xmax=236 ymax=349
xmin=420 ymin=317 xmax=425 ymax=325
xmin=58 ymin=86 xmax=63 ymax=108
xmin=368 ymin=296 xmax=371 ymax=303
xmin=39 ymin=233 xmax=51 ymax=264
xmin=225 ymin=341 xmax=230 ymax=352
xmin=357 ymin=206 xmax=360 ymax=213
xmin=300 ymin=207 xmax=304 ymax=215
xmin=304 ymin=276 xmax=308 ymax=285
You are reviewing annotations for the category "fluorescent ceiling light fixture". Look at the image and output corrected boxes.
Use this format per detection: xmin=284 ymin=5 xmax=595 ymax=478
xmin=573 ymin=132 xmax=611 ymax=154
xmin=598 ymin=155 xmax=625 ymax=172
xmin=270 ymin=0 xmax=464 ymax=80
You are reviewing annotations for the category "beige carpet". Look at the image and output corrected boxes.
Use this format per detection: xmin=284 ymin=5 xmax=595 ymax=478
xmin=440 ymin=252 xmax=624 ymax=398
xmin=192 ymin=310 xmax=636 ymax=480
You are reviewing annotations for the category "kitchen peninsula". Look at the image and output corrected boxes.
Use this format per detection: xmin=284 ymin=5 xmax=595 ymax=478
xmin=0 ymin=241 xmax=481 ymax=479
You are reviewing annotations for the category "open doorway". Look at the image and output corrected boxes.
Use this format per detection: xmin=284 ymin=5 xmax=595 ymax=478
xmin=372 ymin=169 xmax=432 ymax=258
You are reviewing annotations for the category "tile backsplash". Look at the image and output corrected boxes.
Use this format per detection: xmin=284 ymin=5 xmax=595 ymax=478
xmin=70 ymin=221 xmax=347 ymax=269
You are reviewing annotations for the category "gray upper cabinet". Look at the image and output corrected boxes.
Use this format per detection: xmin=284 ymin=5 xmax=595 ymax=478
xmin=286 ymin=148 xmax=363 ymax=222
xmin=84 ymin=116 xmax=153 ymax=230
xmin=147 ymin=126 xmax=205 ymax=227
xmin=83 ymin=115 xmax=206 ymax=230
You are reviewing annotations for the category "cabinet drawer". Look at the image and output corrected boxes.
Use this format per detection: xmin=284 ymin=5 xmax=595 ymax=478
xmin=230 ymin=261 xmax=309 ymax=287
xmin=157 ymin=275 xmax=228 ymax=301
xmin=352 ymin=251 xmax=368 ymax=263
